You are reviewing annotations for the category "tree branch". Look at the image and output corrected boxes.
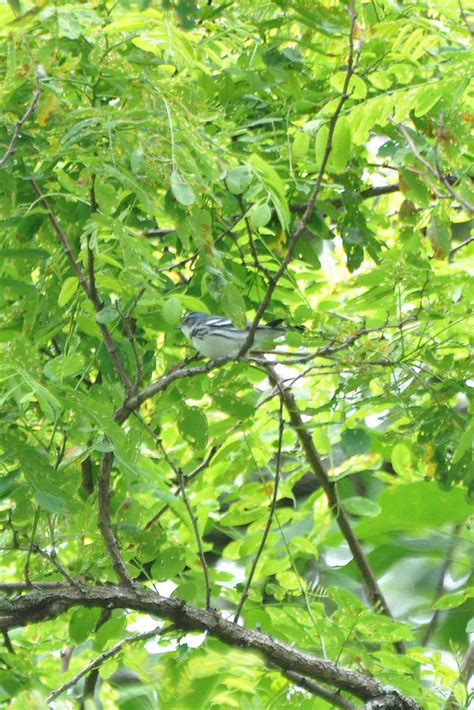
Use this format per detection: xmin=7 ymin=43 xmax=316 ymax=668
xmin=98 ymin=452 xmax=135 ymax=588
xmin=389 ymin=119 xmax=474 ymax=214
xmin=237 ymin=0 xmax=362 ymax=359
xmin=0 ymin=69 xmax=41 ymax=169
xmin=30 ymin=180 xmax=135 ymax=395
xmin=290 ymin=184 xmax=400 ymax=213
xmin=421 ymin=521 xmax=464 ymax=646
xmin=139 ymin=418 xmax=212 ymax=611
xmin=47 ymin=623 xmax=175 ymax=703
xmin=0 ymin=584 xmax=421 ymax=708
xmin=30 ymin=180 xmax=137 ymax=589
xmin=263 ymin=363 xmax=405 ymax=654
xmin=449 ymin=235 xmax=474 ymax=259
xmin=284 ymin=670 xmax=357 ymax=709
xmin=233 ymin=400 xmax=284 ymax=622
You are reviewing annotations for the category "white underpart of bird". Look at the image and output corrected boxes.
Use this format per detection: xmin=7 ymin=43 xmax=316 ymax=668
xmin=180 ymin=312 xmax=289 ymax=358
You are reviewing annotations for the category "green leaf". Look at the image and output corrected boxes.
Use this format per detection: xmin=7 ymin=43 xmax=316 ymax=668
xmin=400 ymin=169 xmax=430 ymax=207
xmin=330 ymin=72 xmax=367 ymax=99
xmin=340 ymin=428 xmax=371 ymax=456
xmin=171 ymin=170 xmax=196 ymax=206
xmin=221 ymin=282 xmax=246 ymax=329
xmin=391 ymin=443 xmax=412 ymax=476
xmin=433 ymin=587 xmax=474 ymax=611
xmin=130 ymin=146 xmax=144 ymax=175
xmin=43 ymin=353 xmax=85 ymax=381
xmin=356 ymin=482 xmax=471 ymax=538
xmin=96 ymin=306 xmax=119 ymax=324
xmin=248 ymin=154 xmax=290 ymax=231
xmin=330 ymin=117 xmax=351 ymax=172
xmin=427 ymin=217 xmax=451 ymax=259
xmin=314 ymin=124 xmax=329 ymax=168
xmin=291 ymin=131 xmax=310 ymax=161
xmin=58 ymin=277 xmax=79 ymax=307
xmin=150 ymin=546 xmax=187 ymax=581
xmin=343 ymin=496 xmax=381 ymax=517
xmin=225 ymin=165 xmax=252 ymax=195
xmin=250 ymin=204 xmax=272 ymax=229
xmin=12 ymin=444 xmax=73 ymax=514
xmin=93 ymin=615 xmax=127 ymax=651
xmin=0 ymin=470 xmax=20 ymax=498
xmin=69 ymin=608 xmax=102 ymax=644
xmin=162 ymin=297 xmax=182 ymax=325
xmin=177 ymin=405 xmax=208 ymax=450
xmin=451 ymin=420 xmax=473 ymax=464
xmin=95 ymin=179 xmax=118 ymax=215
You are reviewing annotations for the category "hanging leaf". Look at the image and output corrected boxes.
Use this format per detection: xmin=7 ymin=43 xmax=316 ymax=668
xmin=58 ymin=277 xmax=79 ymax=307
xmin=221 ymin=282 xmax=246 ymax=329
xmin=225 ymin=165 xmax=253 ymax=195
xmin=150 ymin=546 xmax=187 ymax=582
xmin=291 ymin=131 xmax=310 ymax=161
xmin=171 ymin=170 xmax=196 ymax=206
xmin=43 ymin=353 xmax=85 ymax=381
xmin=249 ymin=154 xmax=290 ymax=231
xmin=177 ymin=405 xmax=208 ymax=450
xmin=340 ymin=428 xmax=371 ymax=456
xmin=162 ymin=297 xmax=182 ymax=325
xmin=250 ymin=203 xmax=272 ymax=228
xmin=343 ymin=497 xmax=381 ymax=517
xmin=330 ymin=117 xmax=351 ymax=172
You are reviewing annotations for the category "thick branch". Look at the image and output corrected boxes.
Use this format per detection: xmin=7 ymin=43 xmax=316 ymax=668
xmin=0 ymin=584 xmax=421 ymax=708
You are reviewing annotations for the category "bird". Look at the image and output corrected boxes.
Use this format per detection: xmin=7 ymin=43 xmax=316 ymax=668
xmin=180 ymin=312 xmax=300 ymax=358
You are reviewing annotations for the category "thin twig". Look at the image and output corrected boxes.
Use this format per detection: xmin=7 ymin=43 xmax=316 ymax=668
xmin=238 ymin=195 xmax=271 ymax=279
xmin=15 ymin=542 xmax=81 ymax=588
xmin=47 ymin=624 xmax=175 ymax=702
xmin=390 ymin=119 xmax=474 ymax=214
xmin=2 ymin=631 xmax=15 ymax=654
xmin=30 ymin=180 xmax=136 ymax=588
xmin=98 ymin=452 xmax=135 ymax=588
xmin=233 ymin=400 xmax=284 ymax=622
xmin=449 ymin=235 xmax=474 ymax=259
xmin=422 ymin=521 xmax=464 ymax=646
xmin=30 ymin=180 xmax=135 ymax=395
xmin=178 ymin=468 xmax=212 ymax=610
xmin=134 ymin=414 xmax=211 ymax=610
xmin=284 ymin=670 xmax=357 ymax=709
xmin=87 ymin=176 xmax=100 ymax=305
xmin=23 ymin=506 xmax=40 ymax=586
xmin=144 ymin=444 xmax=219 ymax=530
xmin=0 ymin=69 xmax=41 ymax=169
xmin=237 ymin=0 xmax=362 ymax=359
xmin=457 ymin=0 xmax=474 ymax=35
xmin=290 ymin=183 xmax=400 ymax=213
xmin=264 ymin=363 xmax=405 ymax=654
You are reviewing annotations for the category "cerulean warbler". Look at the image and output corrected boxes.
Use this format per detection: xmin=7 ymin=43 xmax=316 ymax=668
xmin=181 ymin=312 xmax=297 ymax=358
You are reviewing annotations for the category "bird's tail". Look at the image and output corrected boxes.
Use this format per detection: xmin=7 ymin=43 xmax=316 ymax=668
xmin=266 ymin=319 xmax=305 ymax=333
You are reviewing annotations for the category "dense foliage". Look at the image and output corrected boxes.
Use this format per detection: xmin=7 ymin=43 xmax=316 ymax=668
xmin=0 ymin=0 xmax=473 ymax=708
